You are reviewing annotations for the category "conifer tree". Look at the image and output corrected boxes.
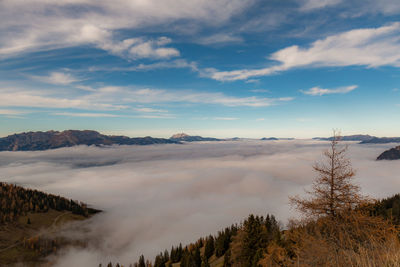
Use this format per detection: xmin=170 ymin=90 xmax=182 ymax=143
xmin=193 ymin=246 xmax=201 ymax=267
xmin=290 ymin=131 xmax=363 ymax=218
xmin=138 ymin=255 xmax=146 ymax=267
xmin=204 ymin=236 xmax=214 ymax=259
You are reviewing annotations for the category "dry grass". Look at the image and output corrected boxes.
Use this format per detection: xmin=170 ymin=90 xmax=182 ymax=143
xmin=0 ymin=209 xmax=88 ymax=266
xmin=263 ymin=211 xmax=400 ymax=267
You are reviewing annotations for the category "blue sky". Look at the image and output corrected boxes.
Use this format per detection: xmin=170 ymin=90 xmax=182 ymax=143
xmin=0 ymin=0 xmax=399 ymax=138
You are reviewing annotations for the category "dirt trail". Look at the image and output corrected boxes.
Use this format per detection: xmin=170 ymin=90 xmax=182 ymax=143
xmin=0 ymin=211 xmax=71 ymax=253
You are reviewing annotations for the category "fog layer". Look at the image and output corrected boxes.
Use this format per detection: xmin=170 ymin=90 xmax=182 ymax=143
xmin=1 ymin=140 xmax=398 ymax=266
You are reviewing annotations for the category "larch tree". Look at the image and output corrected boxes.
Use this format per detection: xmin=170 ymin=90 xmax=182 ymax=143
xmin=290 ymin=131 xmax=364 ymax=219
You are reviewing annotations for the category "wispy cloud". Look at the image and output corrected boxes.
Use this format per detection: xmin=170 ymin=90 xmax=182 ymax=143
xmin=213 ymin=117 xmax=239 ymax=121
xmin=301 ymin=85 xmax=357 ymax=96
xmin=89 ymin=59 xmax=198 ymax=73
xmin=0 ymin=0 xmax=253 ymax=58
xmin=53 ymin=112 xmax=175 ymax=119
xmin=0 ymin=109 xmax=28 ymax=118
xmin=209 ymin=22 xmax=400 ymax=81
xmin=135 ymin=114 xmax=176 ymax=119
xmin=197 ymin=33 xmax=243 ymax=45
xmin=53 ymin=112 xmax=120 ymax=118
xmin=85 ymin=86 xmax=293 ymax=108
xmin=250 ymin=89 xmax=269 ymax=93
xmin=299 ymin=0 xmax=342 ymax=11
xmin=134 ymin=107 xmax=168 ymax=113
xmin=0 ymin=109 xmax=27 ymax=115
xmin=0 ymin=88 xmax=127 ymax=110
xmin=100 ymin=37 xmax=180 ymax=60
xmin=31 ymin=71 xmax=80 ymax=85
xmin=0 ymin=85 xmax=293 ymax=112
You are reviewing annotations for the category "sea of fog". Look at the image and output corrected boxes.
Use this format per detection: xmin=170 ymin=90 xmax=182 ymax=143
xmin=0 ymin=140 xmax=399 ymax=266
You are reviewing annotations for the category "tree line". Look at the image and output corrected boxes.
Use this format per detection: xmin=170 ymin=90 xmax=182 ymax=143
xmin=101 ymin=214 xmax=281 ymax=267
xmin=0 ymin=182 xmax=99 ymax=223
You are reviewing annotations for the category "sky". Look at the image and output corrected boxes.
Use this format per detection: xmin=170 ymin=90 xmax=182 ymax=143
xmin=0 ymin=0 xmax=399 ymax=138
xmin=1 ymin=140 xmax=399 ymax=265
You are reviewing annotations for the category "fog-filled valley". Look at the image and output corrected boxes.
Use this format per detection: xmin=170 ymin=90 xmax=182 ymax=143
xmin=0 ymin=140 xmax=399 ymax=266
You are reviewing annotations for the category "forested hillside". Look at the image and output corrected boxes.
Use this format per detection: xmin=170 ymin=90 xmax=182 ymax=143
xmin=0 ymin=182 xmax=100 ymax=265
xmin=0 ymin=182 xmax=99 ymax=223
xmin=0 ymin=130 xmax=179 ymax=151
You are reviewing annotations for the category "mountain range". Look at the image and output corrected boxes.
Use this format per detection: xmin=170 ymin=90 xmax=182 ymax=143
xmin=0 ymin=130 xmax=227 ymax=151
xmin=313 ymin=135 xmax=375 ymax=142
xmin=0 ymin=130 xmax=178 ymax=151
xmin=313 ymin=135 xmax=400 ymax=144
xmin=360 ymin=137 xmax=400 ymax=144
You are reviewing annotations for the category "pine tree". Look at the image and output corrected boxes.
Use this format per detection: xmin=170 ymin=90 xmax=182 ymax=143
xmin=138 ymin=255 xmax=146 ymax=267
xmin=193 ymin=246 xmax=201 ymax=267
xmin=241 ymin=215 xmax=267 ymax=267
xmin=204 ymin=236 xmax=214 ymax=259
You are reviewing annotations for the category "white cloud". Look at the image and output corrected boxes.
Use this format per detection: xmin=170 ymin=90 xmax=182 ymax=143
xmin=128 ymin=39 xmax=179 ymax=59
xmin=0 ymin=88 xmax=128 ymax=110
xmin=197 ymin=33 xmax=243 ymax=45
xmin=53 ymin=112 xmax=175 ymax=119
xmin=135 ymin=114 xmax=175 ymax=119
xmin=250 ymin=89 xmax=269 ymax=93
xmin=0 ymin=109 xmax=28 ymax=118
xmin=301 ymin=85 xmax=357 ymax=96
xmin=298 ymin=0 xmax=400 ymax=15
xmin=100 ymin=37 xmax=180 ymax=60
xmin=53 ymin=112 xmax=120 ymax=118
xmin=134 ymin=108 xmax=168 ymax=113
xmin=0 ymin=85 xmax=293 ymax=111
xmin=0 ymin=109 xmax=27 ymax=115
xmin=278 ymin=97 xmax=295 ymax=101
xmin=88 ymin=59 xmax=199 ymax=72
xmin=87 ymin=86 xmax=293 ymax=108
xmin=209 ymin=22 xmax=400 ymax=81
xmin=0 ymin=0 xmax=254 ymax=58
xmin=31 ymin=71 xmax=80 ymax=85
xmin=299 ymin=0 xmax=342 ymax=11
xmin=213 ymin=117 xmax=239 ymax=121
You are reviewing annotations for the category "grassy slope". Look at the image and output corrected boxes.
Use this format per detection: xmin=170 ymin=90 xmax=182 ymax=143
xmin=0 ymin=209 xmax=88 ymax=266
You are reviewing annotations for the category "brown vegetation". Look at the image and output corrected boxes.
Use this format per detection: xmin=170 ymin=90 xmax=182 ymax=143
xmin=0 ymin=183 xmax=100 ymax=265
xmin=290 ymin=132 xmax=364 ymax=218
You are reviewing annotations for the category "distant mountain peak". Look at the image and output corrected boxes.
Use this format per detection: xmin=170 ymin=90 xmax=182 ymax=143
xmin=169 ymin=133 xmax=222 ymax=142
xmin=170 ymin=133 xmax=190 ymax=139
